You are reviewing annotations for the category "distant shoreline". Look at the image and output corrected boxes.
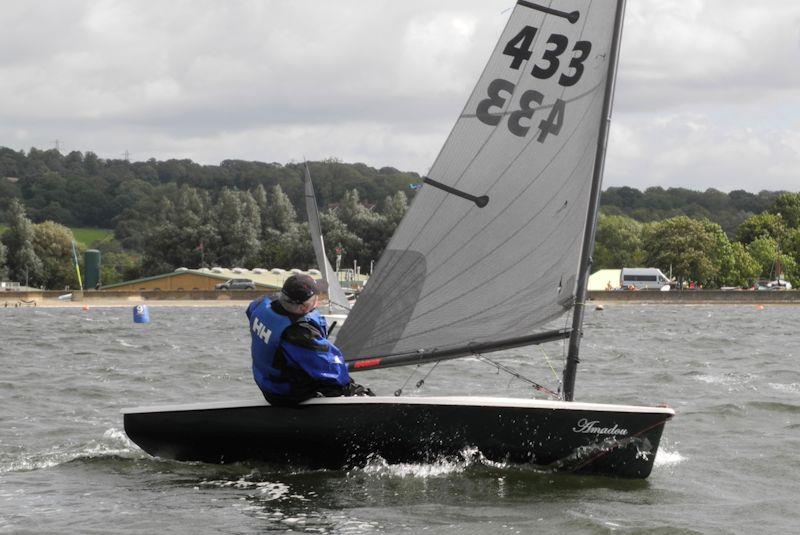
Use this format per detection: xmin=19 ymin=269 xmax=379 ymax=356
xmin=2 ymin=289 xmax=799 ymax=308
xmin=588 ymin=289 xmax=800 ymax=305
xmin=1 ymin=289 xmax=272 ymax=309
xmin=2 ymin=297 xmax=248 ymax=308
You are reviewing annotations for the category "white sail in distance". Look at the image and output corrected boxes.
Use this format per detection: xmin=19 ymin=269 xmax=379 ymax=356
xmin=304 ymin=164 xmax=351 ymax=314
xmin=338 ymin=0 xmax=621 ymax=360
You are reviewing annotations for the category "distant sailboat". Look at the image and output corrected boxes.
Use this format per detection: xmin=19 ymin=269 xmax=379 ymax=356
xmin=765 ymin=251 xmax=793 ymax=290
xmin=303 ymin=163 xmax=351 ymax=317
xmin=124 ymin=0 xmax=673 ymax=478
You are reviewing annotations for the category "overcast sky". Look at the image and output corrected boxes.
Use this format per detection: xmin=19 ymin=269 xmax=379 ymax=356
xmin=1 ymin=0 xmax=799 ymax=192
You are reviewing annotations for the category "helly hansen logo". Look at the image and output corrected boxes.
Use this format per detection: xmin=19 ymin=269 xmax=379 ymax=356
xmin=252 ymin=317 xmax=272 ymax=344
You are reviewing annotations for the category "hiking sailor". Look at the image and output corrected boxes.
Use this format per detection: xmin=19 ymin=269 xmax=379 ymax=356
xmin=246 ymin=274 xmax=372 ymax=405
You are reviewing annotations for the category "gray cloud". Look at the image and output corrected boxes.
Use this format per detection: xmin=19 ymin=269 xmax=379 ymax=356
xmin=1 ymin=0 xmax=798 ymax=191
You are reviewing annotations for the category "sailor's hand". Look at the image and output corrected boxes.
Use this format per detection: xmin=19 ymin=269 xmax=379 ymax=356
xmin=347 ymin=381 xmax=375 ymax=397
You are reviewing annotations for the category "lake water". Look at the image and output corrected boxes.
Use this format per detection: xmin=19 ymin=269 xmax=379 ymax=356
xmin=1 ymin=303 xmax=798 ymax=534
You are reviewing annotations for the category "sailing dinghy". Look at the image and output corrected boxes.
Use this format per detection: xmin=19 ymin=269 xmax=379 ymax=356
xmin=124 ymin=0 xmax=674 ymax=478
xmin=303 ymin=163 xmax=351 ymax=321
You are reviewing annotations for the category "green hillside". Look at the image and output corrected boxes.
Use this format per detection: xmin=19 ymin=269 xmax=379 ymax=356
xmin=71 ymin=228 xmax=113 ymax=246
xmin=0 ymin=225 xmax=112 ymax=247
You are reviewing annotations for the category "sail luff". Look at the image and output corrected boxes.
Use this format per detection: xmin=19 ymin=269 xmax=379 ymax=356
xmin=563 ymin=0 xmax=627 ymax=402
xmin=347 ymin=328 xmax=571 ymax=373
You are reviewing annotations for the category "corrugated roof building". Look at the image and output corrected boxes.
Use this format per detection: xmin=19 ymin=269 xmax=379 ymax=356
xmin=101 ymin=267 xmax=323 ymax=292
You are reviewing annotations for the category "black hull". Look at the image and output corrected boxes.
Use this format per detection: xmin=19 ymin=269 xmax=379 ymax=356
xmin=123 ymin=397 xmax=674 ymax=479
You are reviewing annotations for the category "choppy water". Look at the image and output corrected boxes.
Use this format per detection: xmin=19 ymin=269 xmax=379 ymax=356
xmin=1 ymin=303 xmax=798 ymax=534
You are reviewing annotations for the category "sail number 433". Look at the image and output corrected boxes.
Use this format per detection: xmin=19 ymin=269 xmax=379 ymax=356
xmin=504 ymin=25 xmax=591 ymax=86
xmin=476 ymin=26 xmax=593 ymax=142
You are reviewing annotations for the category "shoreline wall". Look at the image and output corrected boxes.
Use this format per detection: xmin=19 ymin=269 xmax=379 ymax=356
xmin=588 ymin=290 xmax=800 ymax=304
xmin=2 ymin=289 xmax=799 ymax=305
xmin=2 ymin=289 xmax=279 ymax=304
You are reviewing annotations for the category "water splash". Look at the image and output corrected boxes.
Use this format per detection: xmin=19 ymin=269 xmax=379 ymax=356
xmin=200 ymin=477 xmax=292 ymax=501
xmin=0 ymin=427 xmax=140 ymax=474
xmin=654 ymin=447 xmax=686 ymax=467
xmin=357 ymin=447 xmax=507 ymax=478
xmin=692 ymin=371 xmax=758 ymax=391
xmin=200 ymin=473 xmax=384 ymax=532
xmin=768 ymin=382 xmax=800 ymax=394
xmin=231 ymin=506 xmax=380 ymax=533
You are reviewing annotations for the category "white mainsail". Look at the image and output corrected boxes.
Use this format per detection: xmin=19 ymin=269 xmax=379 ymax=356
xmin=303 ymin=163 xmax=351 ymax=314
xmin=338 ymin=0 xmax=621 ymax=360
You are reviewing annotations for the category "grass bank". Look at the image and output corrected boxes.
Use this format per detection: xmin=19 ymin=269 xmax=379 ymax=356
xmin=0 ymin=225 xmax=112 ymax=246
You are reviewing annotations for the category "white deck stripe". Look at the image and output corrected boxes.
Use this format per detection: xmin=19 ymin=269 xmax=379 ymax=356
xmin=122 ymin=396 xmax=675 ymax=416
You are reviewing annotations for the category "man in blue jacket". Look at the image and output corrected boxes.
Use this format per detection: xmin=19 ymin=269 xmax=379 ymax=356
xmin=246 ymin=274 xmax=372 ymax=405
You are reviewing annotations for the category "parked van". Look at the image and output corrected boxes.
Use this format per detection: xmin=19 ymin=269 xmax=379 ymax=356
xmin=620 ymin=268 xmax=671 ymax=290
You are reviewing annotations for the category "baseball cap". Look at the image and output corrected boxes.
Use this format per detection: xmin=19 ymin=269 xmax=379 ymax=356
xmin=280 ymin=274 xmax=319 ymax=304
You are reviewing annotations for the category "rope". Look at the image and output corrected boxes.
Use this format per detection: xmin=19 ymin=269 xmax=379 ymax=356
xmin=394 ymin=361 xmax=442 ymax=396
xmin=392 ymin=344 xmax=563 ymax=399
xmin=394 ymin=366 xmax=418 ymax=396
xmin=538 ymin=345 xmax=561 ymax=385
xmin=475 ymin=353 xmax=561 ymax=400
xmin=415 ymin=361 xmax=440 ymax=389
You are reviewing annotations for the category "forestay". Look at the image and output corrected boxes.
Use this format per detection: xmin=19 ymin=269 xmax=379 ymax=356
xmin=304 ymin=164 xmax=351 ymax=313
xmin=337 ymin=0 xmax=621 ymax=362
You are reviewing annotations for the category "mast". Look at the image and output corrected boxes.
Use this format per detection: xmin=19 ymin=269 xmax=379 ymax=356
xmin=562 ymin=0 xmax=627 ymax=402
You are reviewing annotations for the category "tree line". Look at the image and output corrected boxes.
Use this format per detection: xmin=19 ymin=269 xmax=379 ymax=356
xmin=600 ymin=186 xmax=783 ymax=238
xmin=594 ymin=192 xmax=800 ymax=287
xmin=0 ymin=146 xmax=798 ymax=289
xmin=0 ymin=147 xmax=416 ymax=288
xmin=0 ymin=147 xmax=416 ymax=228
xmin=0 ymin=184 xmax=409 ymax=290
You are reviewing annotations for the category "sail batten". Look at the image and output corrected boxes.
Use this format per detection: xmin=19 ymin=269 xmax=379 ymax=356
xmin=415 ymin=95 xmax=600 ymax=271
xmin=518 ymin=0 xmax=581 ymax=22
xmin=365 ymin=62 xmax=604 ymax=289
xmin=338 ymin=0 xmax=622 ymax=362
xmin=353 ymin=92 xmax=601 ymax=333
xmin=406 ymin=126 xmax=598 ymax=300
xmin=354 ymin=190 xmax=590 ymax=341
